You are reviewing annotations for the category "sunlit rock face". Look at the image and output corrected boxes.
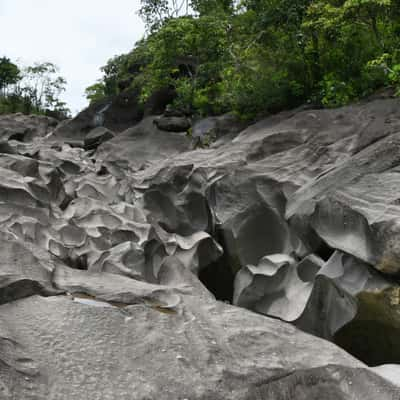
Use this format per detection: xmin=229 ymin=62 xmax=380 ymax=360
xmin=1 ymin=99 xmax=400 ymax=398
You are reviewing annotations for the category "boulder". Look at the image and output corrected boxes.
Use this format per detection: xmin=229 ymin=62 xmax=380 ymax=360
xmin=154 ymin=115 xmax=191 ymax=132
xmin=83 ymin=126 xmax=115 ymax=150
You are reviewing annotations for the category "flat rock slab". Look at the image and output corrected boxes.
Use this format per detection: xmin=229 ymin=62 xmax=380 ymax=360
xmin=53 ymin=264 xmax=185 ymax=308
xmin=2 ymin=295 xmax=398 ymax=400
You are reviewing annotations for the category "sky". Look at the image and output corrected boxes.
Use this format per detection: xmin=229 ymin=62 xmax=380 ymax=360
xmin=0 ymin=0 xmax=145 ymax=115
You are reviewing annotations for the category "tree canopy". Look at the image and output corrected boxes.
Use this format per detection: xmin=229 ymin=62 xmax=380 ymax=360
xmin=86 ymin=0 xmax=400 ymax=119
xmin=0 ymin=57 xmax=21 ymax=95
xmin=0 ymin=58 xmax=70 ymax=118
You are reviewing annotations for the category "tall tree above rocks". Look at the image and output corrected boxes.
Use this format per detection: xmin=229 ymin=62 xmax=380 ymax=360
xmin=0 ymin=58 xmax=70 ymax=118
xmin=86 ymin=0 xmax=400 ymax=119
xmin=0 ymin=57 xmax=21 ymax=97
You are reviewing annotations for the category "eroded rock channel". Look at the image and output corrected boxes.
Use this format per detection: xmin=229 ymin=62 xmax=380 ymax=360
xmin=0 ymin=101 xmax=400 ymax=399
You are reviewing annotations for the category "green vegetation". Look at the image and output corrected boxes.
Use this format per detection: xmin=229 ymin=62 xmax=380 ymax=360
xmin=0 ymin=57 xmax=70 ymax=118
xmin=87 ymin=0 xmax=400 ymax=120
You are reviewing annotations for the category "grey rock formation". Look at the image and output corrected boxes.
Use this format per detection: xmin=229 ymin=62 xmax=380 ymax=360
xmin=372 ymin=364 xmax=400 ymax=386
xmin=52 ymin=89 xmax=144 ymax=141
xmin=0 ymin=231 xmax=62 ymax=303
xmin=192 ymin=113 xmax=247 ymax=141
xmin=2 ymin=294 xmax=398 ymax=400
xmin=234 ymin=250 xmax=393 ymax=342
xmin=97 ymin=117 xmax=192 ymax=169
xmin=84 ymin=126 xmax=115 ymax=150
xmin=285 ymin=100 xmax=400 ymax=274
xmin=0 ymin=113 xmax=58 ymax=141
xmin=1 ymin=99 xmax=400 ymax=399
xmin=154 ymin=115 xmax=191 ymax=132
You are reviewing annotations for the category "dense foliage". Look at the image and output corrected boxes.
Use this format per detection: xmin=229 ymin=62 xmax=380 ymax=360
xmin=0 ymin=57 xmax=70 ymax=118
xmin=87 ymin=0 xmax=400 ymax=119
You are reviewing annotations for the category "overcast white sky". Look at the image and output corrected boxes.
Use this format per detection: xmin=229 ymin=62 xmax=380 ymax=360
xmin=0 ymin=0 xmax=145 ymax=115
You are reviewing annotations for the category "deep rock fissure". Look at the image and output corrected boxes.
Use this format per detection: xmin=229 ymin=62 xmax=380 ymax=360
xmin=199 ymin=229 xmax=235 ymax=303
xmin=199 ymin=258 xmax=234 ymax=303
xmin=314 ymin=240 xmax=335 ymax=262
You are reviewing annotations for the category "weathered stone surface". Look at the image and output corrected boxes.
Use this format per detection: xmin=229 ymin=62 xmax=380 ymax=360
xmin=233 ymin=250 xmax=395 ymax=343
xmin=2 ymin=294 xmax=398 ymax=400
xmin=52 ymin=89 xmax=144 ymax=141
xmin=192 ymin=113 xmax=247 ymax=141
xmin=1 ymin=98 xmax=400 ymax=398
xmin=0 ymin=113 xmax=58 ymax=141
xmin=0 ymin=231 xmax=61 ymax=303
xmin=53 ymin=264 xmax=186 ymax=308
xmin=285 ymin=100 xmax=400 ymax=274
xmin=154 ymin=115 xmax=191 ymax=132
xmin=97 ymin=117 xmax=192 ymax=169
xmin=96 ymin=98 xmax=400 ymax=363
xmin=372 ymin=364 xmax=400 ymax=386
xmin=84 ymin=126 xmax=115 ymax=150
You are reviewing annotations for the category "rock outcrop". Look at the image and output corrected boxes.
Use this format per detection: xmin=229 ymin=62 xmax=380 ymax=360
xmin=52 ymin=89 xmax=144 ymax=142
xmin=84 ymin=126 xmax=115 ymax=150
xmin=154 ymin=115 xmax=191 ymax=132
xmin=0 ymin=113 xmax=58 ymax=141
xmin=1 ymin=97 xmax=400 ymax=398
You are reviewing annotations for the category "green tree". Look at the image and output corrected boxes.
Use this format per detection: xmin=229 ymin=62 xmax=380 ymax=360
xmin=20 ymin=62 xmax=69 ymax=114
xmin=191 ymin=0 xmax=234 ymax=15
xmin=140 ymin=14 xmax=231 ymax=114
xmin=87 ymin=0 xmax=400 ymax=119
xmin=0 ymin=59 xmax=70 ymax=117
xmin=0 ymin=57 xmax=21 ymax=96
xmin=85 ymin=82 xmax=107 ymax=104
xmin=302 ymin=0 xmax=396 ymax=106
xmin=139 ymin=0 xmax=191 ymax=29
